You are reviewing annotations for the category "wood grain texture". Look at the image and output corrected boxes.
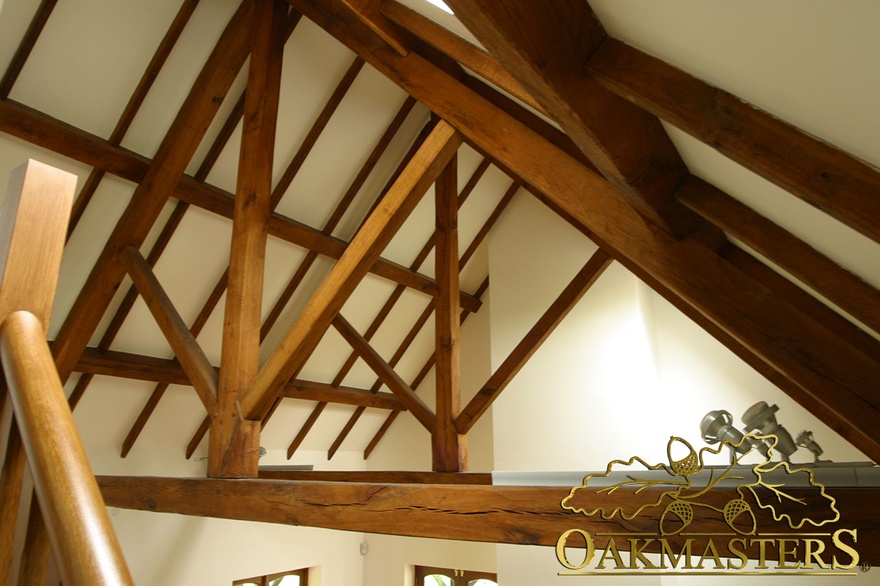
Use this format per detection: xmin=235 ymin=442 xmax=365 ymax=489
xmin=286 ymin=0 xmax=880 ymax=462
xmin=211 ymin=0 xmax=288 ymax=479
xmin=0 ymin=100 xmax=481 ymax=313
xmin=332 ymin=314 xmax=435 ymax=430
xmin=242 ymin=120 xmax=462 ymax=420
xmin=381 ymin=1 xmax=544 ymax=114
xmin=50 ymin=0 xmax=255 ymax=383
xmin=97 ymin=475 xmax=880 ymax=559
xmin=433 ymin=156 xmax=466 ymax=471
xmin=443 ymin=0 xmax=688 ymax=233
xmin=588 ymin=38 xmax=880 ymax=245
xmin=120 ymin=246 xmax=218 ymax=413
xmin=2 ymin=312 xmax=133 ymax=585
xmin=0 ymin=160 xmax=75 ymax=328
xmin=73 ymin=347 xmax=402 ymax=409
xmin=340 ymin=0 xmax=409 ymax=55
xmin=678 ymin=177 xmax=880 ymax=336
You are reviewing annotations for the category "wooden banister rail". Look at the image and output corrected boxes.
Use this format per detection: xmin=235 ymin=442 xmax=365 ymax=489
xmin=1 ymin=311 xmax=134 ymax=585
xmin=0 ymin=160 xmax=133 ymax=584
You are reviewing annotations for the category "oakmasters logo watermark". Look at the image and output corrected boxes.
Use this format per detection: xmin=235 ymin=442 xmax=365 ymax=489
xmin=554 ymin=434 xmax=865 ymax=576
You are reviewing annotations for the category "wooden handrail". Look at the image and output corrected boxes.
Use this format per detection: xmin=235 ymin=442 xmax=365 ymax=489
xmin=0 ymin=160 xmax=133 ymax=584
xmin=1 ymin=311 xmax=134 ymax=585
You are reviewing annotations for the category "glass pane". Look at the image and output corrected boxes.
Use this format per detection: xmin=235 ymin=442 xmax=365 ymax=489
xmin=425 ymin=575 xmax=453 ymax=586
xmin=468 ymin=581 xmax=497 ymax=586
xmin=273 ymin=577 xmax=300 ymax=586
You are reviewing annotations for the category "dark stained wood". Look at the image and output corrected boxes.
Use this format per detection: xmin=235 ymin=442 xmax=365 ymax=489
xmin=363 ymin=409 xmax=399 ymax=459
xmin=121 ymin=270 xmax=230 ymax=457
xmin=0 ymin=99 xmax=481 ymax=313
xmin=286 ymin=403 xmax=326 ymax=459
xmin=322 ymin=155 xmax=488 ymax=461
xmin=443 ymin=0 xmax=688 ymax=234
xmin=0 ymin=160 xmax=75 ymax=329
xmin=2 ymin=312 xmax=134 ymax=585
xmin=363 ymin=276 xmax=490 ymax=458
xmin=121 ymin=384 xmax=168 ymax=458
xmin=678 ymin=177 xmax=880 ymax=336
xmin=242 ymin=120 xmax=462 ymax=420
xmin=16 ymin=503 xmax=50 ymax=586
xmin=211 ymin=0 xmax=287 ymax=479
xmin=340 ymin=0 xmax=409 ymax=56
xmin=73 ymin=348 xmax=402 ymax=410
xmin=186 ymin=417 xmax=210 ymax=460
xmin=269 ymin=56 xmax=365 ymax=210
xmin=68 ymin=0 xmax=201 ymax=235
xmin=332 ymin=314 xmax=435 ymax=431
xmin=50 ymin=0 xmax=256 ymax=383
xmin=0 ymin=418 xmax=27 ymax=584
xmin=287 ymin=0 xmax=880 ymax=461
xmin=588 ymin=38 xmax=880 ymax=246
xmin=381 ymin=1 xmax=544 ymax=114
xmin=0 ymin=0 xmax=58 ymax=98
xmin=433 ymin=156 xmax=466 ymax=472
xmin=327 ymin=407 xmax=364 ymax=459
xmin=457 ymin=249 xmax=613 ymax=434
xmin=257 ymin=470 xmax=492 ymax=484
xmin=120 ymin=246 xmax=218 ymax=413
xmin=721 ymin=246 xmax=880 ymax=366
xmin=97 ymin=475 xmax=880 ymax=559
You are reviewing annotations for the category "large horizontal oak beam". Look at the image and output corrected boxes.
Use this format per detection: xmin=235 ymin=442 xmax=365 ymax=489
xmin=97 ymin=476 xmax=880 ymax=560
xmin=0 ymin=99 xmax=480 ymax=314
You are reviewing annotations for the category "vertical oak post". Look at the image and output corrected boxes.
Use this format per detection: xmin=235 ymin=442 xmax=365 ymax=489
xmin=433 ymin=155 xmax=467 ymax=471
xmin=210 ymin=0 xmax=287 ymax=477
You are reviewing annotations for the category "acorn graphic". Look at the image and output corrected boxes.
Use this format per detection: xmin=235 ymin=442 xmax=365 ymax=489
xmin=667 ymin=436 xmax=700 ymax=478
xmin=723 ymin=498 xmax=756 ymax=535
xmin=659 ymin=500 xmax=694 ymax=535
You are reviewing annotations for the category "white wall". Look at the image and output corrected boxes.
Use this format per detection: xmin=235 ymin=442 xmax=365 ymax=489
xmin=363 ymin=277 xmax=497 ymax=586
xmin=487 ymin=193 xmax=871 ymax=585
xmin=87 ymin=445 xmax=366 ymax=586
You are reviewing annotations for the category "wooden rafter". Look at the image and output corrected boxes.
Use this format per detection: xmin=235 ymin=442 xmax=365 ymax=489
xmin=678 ymin=177 xmax=880 ymax=335
xmin=49 ymin=0 xmax=256 ymax=383
xmin=443 ymin=0 xmax=689 ymax=234
xmin=286 ymin=0 xmax=880 ymax=461
xmin=68 ymin=0 xmax=202 ymax=236
xmin=72 ymin=348 xmax=404 ymax=410
xmin=588 ymin=38 xmax=880 ymax=245
xmin=456 ymin=249 xmax=614 ymax=434
xmin=0 ymin=0 xmax=58 ymax=99
xmin=240 ymin=120 xmax=462 ymax=420
xmin=0 ymin=99 xmax=481 ymax=314
xmin=381 ymin=1 xmax=545 ymax=115
xmin=120 ymin=246 xmax=218 ymax=414
xmin=318 ymin=157 xmax=490 ymax=460
xmin=332 ymin=314 xmax=436 ymax=431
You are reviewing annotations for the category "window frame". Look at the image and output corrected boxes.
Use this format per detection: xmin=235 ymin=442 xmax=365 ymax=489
xmin=232 ymin=567 xmax=308 ymax=586
xmin=415 ymin=565 xmax=497 ymax=585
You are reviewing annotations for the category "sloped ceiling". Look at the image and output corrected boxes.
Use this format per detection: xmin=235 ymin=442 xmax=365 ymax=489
xmin=0 ymin=0 xmax=877 ymax=468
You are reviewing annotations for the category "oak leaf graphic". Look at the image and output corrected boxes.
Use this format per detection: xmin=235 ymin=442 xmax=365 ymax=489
xmin=560 ymin=437 xmax=697 ymax=520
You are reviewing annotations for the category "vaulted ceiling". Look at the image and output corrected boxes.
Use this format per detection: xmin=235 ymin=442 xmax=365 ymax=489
xmin=0 ymin=0 xmax=878 ymax=473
